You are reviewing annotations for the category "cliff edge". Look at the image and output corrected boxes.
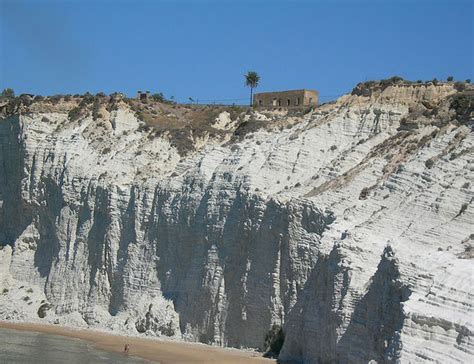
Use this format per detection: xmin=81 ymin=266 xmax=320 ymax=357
xmin=0 ymin=80 xmax=473 ymax=363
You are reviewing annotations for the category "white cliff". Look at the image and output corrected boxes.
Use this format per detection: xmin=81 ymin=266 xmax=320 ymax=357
xmin=0 ymin=81 xmax=472 ymax=363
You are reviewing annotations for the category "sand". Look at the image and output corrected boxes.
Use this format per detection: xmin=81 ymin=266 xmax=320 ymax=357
xmin=0 ymin=321 xmax=275 ymax=364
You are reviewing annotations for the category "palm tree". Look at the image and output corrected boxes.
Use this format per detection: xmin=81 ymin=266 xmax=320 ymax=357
xmin=245 ymin=71 xmax=260 ymax=107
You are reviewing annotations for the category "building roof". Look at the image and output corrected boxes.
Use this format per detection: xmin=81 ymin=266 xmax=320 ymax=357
xmin=254 ymin=89 xmax=319 ymax=95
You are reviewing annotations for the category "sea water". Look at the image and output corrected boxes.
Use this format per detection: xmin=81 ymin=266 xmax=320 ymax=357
xmin=0 ymin=327 xmax=151 ymax=363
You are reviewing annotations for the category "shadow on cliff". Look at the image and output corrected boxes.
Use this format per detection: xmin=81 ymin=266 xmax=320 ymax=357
xmin=336 ymin=246 xmax=411 ymax=363
xmin=278 ymin=242 xmax=351 ymax=363
xmin=279 ymin=245 xmax=411 ymax=364
xmin=146 ymin=174 xmax=334 ymax=349
xmin=109 ymin=186 xmax=137 ymax=315
xmin=34 ymin=177 xmax=63 ymax=279
xmin=0 ymin=116 xmax=32 ymax=247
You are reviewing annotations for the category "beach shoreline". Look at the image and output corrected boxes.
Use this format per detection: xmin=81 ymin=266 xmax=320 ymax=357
xmin=0 ymin=321 xmax=275 ymax=364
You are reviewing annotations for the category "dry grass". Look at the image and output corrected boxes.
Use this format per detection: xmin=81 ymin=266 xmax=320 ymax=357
xmin=126 ymin=99 xmax=247 ymax=155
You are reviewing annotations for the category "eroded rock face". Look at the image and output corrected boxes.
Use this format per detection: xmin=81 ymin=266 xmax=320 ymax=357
xmin=0 ymin=83 xmax=472 ymax=362
xmin=280 ymin=245 xmax=412 ymax=363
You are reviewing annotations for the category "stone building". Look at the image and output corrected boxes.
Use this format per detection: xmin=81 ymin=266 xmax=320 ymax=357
xmin=136 ymin=91 xmax=151 ymax=100
xmin=253 ymin=89 xmax=318 ymax=108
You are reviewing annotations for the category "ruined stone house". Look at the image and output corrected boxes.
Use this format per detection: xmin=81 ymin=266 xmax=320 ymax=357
xmin=136 ymin=91 xmax=151 ymax=100
xmin=253 ymin=89 xmax=319 ymax=108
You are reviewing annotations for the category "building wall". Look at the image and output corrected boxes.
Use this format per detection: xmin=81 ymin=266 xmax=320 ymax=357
xmin=253 ymin=89 xmax=318 ymax=107
xmin=303 ymin=90 xmax=319 ymax=107
xmin=137 ymin=91 xmax=151 ymax=100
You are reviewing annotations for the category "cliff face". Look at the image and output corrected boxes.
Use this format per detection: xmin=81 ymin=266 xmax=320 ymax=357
xmin=0 ymin=83 xmax=473 ymax=363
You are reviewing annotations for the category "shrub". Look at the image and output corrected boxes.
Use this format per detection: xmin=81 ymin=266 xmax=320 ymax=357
xmin=49 ymin=95 xmax=62 ymax=103
xmin=359 ymin=187 xmax=370 ymax=200
xmin=2 ymin=288 xmax=8 ymax=294
xmin=432 ymin=78 xmax=438 ymax=85
xmin=454 ymin=81 xmax=466 ymax=92
xmin=330 ymin=145 xmax=337 ymax=151
xmin=458 ymin=203 xmax=468 ymax=216
xmin=1 ymin=88 xmax=15 ymax=98
xmin=80 ymin=92 xmax=94 ymax=105
xmin=151 ymin=93 xmax=165 ymax=102
xmin=264 ymin=324 xmax=285 ymax=358
xmin=37 ymin=303 xmax=52 ymax=318
xmin=379 ymin=76 xmax=405 ymax=90
xmin=451 ymin=94 xmax=472 ymax=124
xmin=26 ymin=288 xmax=33 ymax=293
xmin=150 ymin=92 xmax=175 ymax=104
xmin=466 ymin=79 xmax=471 ymax=84
xmin=68 ymin=107 xmax=81 ymax=121
xmin=425 ymin=158 xmax=435 ymax=168
xmin=22 ymin=296 xmax=30 ymax=302
xmin=447 ymin=76 xmax=454 ymax=82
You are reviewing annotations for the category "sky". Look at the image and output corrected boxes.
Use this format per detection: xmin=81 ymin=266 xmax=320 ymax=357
xmin=0 ymin=0 xmax=472 ymax=104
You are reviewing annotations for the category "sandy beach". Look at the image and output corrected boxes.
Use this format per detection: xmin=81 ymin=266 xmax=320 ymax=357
xmin=0 ymin=321 xmax=275 ymax=364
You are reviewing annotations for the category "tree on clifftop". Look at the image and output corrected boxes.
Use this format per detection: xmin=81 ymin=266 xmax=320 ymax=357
xmin=245 ymin=71 xmax=260 ymax=107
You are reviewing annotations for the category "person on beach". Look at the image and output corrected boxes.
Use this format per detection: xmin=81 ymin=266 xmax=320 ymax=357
xmin=124 ymin=343 xmax=130 ymax=354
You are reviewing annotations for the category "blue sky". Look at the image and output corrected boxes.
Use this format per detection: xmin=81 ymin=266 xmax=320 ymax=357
xmin=1 ymin=0 xmax=472 ymax=103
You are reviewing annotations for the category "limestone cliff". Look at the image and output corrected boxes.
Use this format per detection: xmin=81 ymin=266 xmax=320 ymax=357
xmin=0 ymin=81 xmax=472 ymax=363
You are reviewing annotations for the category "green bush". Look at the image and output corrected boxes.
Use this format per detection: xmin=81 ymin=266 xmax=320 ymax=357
xmin=379 ymin=76 xmax=405 ymax=89
xmin=454 ymin=81 xmax=466 ymax=92
xmin=150 ymin=92 xmax=175 ymax=104
xmin=68 ymin=107 xmax=81 ymax=121
xmin=359 ymin=187 xmax=370 ymax=200
xmin=466 ymin=79 xmax=471 ymax=84
xmin=264 ymin=324 xmax=285 ymax=358
xmin=458 ymin=203 xmax=468 ymax=216
xmin=49 ymin=95 xmax=62 ymax=103
xmin=451 ymin=94 xmax=472 ymax=124
xmin=1 ymin=88 xmax=15 ymax=98
xmin=82 ymin=92 xmax=95 ymax=104
xmin=37 ymin=303 xmax=52 ymax=318
xmin=447 ymin=76 xmax=454 ymax=82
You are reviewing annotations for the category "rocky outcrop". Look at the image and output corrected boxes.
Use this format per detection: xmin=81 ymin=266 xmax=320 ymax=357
xmin=0 ymin=83 xmax=472 ymax=362
xmin=280 ymin=245 xmax=411 ymax=363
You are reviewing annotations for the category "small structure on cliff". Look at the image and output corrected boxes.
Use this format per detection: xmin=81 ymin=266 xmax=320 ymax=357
xmin=136 ymin=90 xmax=151 ymax=100
xmin=253 ymin=89 xmax=319 ymax=108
